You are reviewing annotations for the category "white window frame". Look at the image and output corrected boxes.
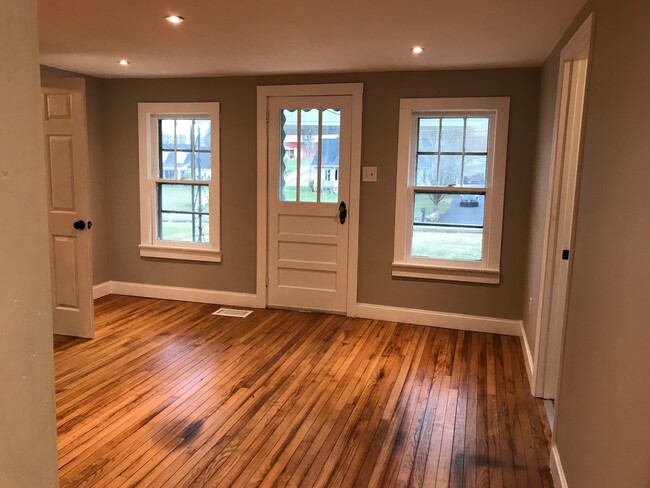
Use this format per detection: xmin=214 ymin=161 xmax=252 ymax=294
xmin=392 ymin=97 xmax=510 ymax=284
xmin=138 ymin=102 xmax=221 ymax=262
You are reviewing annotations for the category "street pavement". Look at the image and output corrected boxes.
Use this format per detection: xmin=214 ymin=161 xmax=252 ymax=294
xmin=437 ymin=195 xmax=484 ymax=225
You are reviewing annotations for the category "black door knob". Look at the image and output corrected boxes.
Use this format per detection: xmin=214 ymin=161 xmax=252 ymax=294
xmin=338 ymin=201 xmax=347 ymax=224
xmin=73 ymin=220 xmax=86 ymax=230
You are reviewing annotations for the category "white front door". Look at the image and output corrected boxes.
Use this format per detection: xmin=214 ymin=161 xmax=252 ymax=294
xmin=42 ymin=78 xmax=94 ymax=338
xmin=267 ymin=96 xmax=352 ymax=313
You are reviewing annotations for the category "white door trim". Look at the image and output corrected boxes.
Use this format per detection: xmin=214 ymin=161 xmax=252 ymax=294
xmin=256 ymin=83 xmax=363 ymax=314
xmin=532 ymin=13 xmax=595 ymax=398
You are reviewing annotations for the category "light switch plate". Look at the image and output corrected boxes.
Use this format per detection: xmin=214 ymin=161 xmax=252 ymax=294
xmin=362 ymin=166 xmax=377 ymax=182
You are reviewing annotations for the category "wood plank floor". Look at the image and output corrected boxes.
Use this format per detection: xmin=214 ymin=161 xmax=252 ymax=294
xmin=54 ymin=295 xmax=553 ymax=487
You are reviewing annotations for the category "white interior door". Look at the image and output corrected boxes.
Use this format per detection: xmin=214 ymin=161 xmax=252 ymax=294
xmin=42 ymin=78 xmax=94 ymax=338
xmin=267 ymin=95 xmax=352 ymax=313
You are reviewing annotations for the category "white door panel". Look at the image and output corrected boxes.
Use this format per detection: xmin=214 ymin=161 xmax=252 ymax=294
xmin=267 ymin=95 xmax=352 ymax=313
xmin=42 ymin=78 xmax=94 ymax=338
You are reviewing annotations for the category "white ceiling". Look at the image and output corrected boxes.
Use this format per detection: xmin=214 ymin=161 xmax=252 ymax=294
xmin=38 ymin=0 xmax=586 ymax=79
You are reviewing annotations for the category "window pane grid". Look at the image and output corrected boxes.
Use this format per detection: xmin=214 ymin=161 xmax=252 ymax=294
xmin=411 ymin=116 xmax=490 ymax=261
xmin=411 ymin=116 xmax=488 ymax=258
xmin=158 ymin=118 xmax=211 ymax=182
xmin=279 ymin=107 xmax=341 ymax=203
xmin=415 ymin=116 xmax=489 ymax=189
xmin=411 ymin=192 xmax=485 ymax=261
xmin=156 ymin=182 xmax=210 ymax=243
xmin=156 ymin=116 xmax=212 ymax=244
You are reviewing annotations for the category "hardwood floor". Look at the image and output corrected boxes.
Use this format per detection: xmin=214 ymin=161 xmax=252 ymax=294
xmin=54 ymin=295 xmax=553 ymax=487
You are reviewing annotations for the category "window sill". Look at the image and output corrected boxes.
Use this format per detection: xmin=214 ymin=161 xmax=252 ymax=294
xmin=391 ymin=261 xmax=500 ymax=284
xmin=139 ymin=244 xmax=222 ymax=263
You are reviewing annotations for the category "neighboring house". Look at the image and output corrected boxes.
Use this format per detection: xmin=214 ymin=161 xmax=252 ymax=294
xmin=311 ymin=137 xmax=340 ymax=193
xmin=162 ymin=142 xmax=211 ymax=180
xmin=281 ymin=112 xmax=341 ymax=164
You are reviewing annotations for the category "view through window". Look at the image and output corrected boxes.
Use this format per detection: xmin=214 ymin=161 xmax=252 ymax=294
xmin=157 ymin=118 xmax=212 ymax=243
xmin=412 ymin=116 xmax=489 ymax=261
xmin=279 ymin=108 xmax=341 ymax=203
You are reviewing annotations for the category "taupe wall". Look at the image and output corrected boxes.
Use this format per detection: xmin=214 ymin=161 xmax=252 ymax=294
xmin=40 ymin=66 xmax=110 ymax=285
xmin=554 ymin=1 xmax=650 ymax=485
xmin=103 ymin=68 xmax=540 ymax=319
xmin=520 ymin=41 xmax=562 ymax=350
xmin=0 ymin=1 xmax=59 ymax=486
xmin=85 ymin=77 xmax=109 ymax=284
xmin=527 ymin=1 xmax=650 ymax=486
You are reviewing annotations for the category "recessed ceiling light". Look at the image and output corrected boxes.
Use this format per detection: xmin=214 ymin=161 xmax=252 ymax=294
xmin=165 ymin=15 xmax=185 ymax=24
xmin=411 ymin=46 xmax=424 ymax=54
xmin=118 ymin=59 xmax=130 ymax=66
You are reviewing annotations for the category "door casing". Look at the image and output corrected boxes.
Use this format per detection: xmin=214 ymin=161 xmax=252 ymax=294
xmin=533 ymin=14 xmax=595 ymax=401
xmin=256 ymin=83 xmax=363 ymax=315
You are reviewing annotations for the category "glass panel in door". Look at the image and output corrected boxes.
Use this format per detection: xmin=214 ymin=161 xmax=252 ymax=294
xmin=278 ymin=107 xmax=341 ymax=203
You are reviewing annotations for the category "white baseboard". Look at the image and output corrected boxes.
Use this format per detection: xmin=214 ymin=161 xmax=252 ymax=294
xmin=550 ymin=444 xmax=568 ymax=488
xmin=520 ymin=321 xmax=536 ymax=389
xmin=92 ymin=281 xmax=261 ymax=308
xmin=355 ymin=303 xmax=521 ymax=336
xmin=93 ymin=285 xmax=522 ymax=337
xmin=93 ymin=281 xmax=113 ymax=299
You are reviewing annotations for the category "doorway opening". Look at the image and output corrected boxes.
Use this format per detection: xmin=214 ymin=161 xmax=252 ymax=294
xmin=533 ymin=14 xmax=594 ymax=402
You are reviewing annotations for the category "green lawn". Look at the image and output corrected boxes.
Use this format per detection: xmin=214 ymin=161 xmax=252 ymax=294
xmin=412 ymin=227 xmax=482 ymax=261
xmin=414 ymin=194 xmax=454 ymax=222
xmin=160 ymin=217 xmax=209 ymax=242
xmin=282 ymin=185 xmax=338 ymax=203
xmin=158 ymin=184 xmax=209 ymax=242
xmin=281 ymin=157 xmax=339 ymax=202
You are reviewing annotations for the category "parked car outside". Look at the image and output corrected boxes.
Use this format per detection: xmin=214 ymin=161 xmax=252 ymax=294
xmin=459 ymin=194 xmax=479 ymax=207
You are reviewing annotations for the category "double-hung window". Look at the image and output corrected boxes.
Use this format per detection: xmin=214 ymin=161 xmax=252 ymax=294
xmin=138 ymin=102 xmax=221 ymax=262
xmin=393 ymin=97 xmax=510 ymax=283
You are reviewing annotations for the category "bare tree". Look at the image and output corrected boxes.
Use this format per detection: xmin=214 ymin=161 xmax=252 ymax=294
xmin=414 ymin=123 xmax=464 ymax=222
xmin=301 ymin=128 xmax=317 ymax=161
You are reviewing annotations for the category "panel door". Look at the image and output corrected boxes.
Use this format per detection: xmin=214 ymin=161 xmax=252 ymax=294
xmin=42 ymin=78 xmax=94 ymax=338
xmin=267 ymin=96 xmax=352 ymax=313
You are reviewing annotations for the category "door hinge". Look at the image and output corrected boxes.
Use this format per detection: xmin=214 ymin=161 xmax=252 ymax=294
xmin=266 ymin=109 xmax=269 ymax=123
xmin=265 ymin=274 xmax=269 ymax=287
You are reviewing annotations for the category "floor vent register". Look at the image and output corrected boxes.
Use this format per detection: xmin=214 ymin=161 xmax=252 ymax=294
xmin=212 ymin=308 xmax=253 ymax=318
